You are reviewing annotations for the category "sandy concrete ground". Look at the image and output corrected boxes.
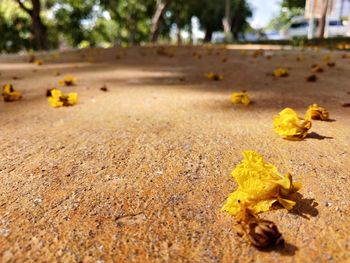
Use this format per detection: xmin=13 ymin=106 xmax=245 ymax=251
xmin=0 ymin=45 xmax=349 ymax=262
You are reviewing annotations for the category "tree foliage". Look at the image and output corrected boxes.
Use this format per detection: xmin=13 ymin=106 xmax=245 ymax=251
xmin=268 ymin=0 xmax=305 ymax=31
xmin=0 ymin=0 xmax=254 ymax=53
xmin=282 ymin=0 xmax=306 ymax=9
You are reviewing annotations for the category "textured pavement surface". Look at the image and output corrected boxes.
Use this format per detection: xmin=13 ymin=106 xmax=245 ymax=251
xmin=0 ymin=45 xmax=349 ymax=262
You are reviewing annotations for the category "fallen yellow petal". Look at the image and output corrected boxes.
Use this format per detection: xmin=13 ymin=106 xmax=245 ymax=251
xmin=222 ymin=151 xmax=301 ymax=216
xmin=273 ymin=108 xmax=311 ymax=140
xmin=205 ymin=72 xmax=223 ymax=81
xmin=47 ymin=88 xmax=78 ymax=108
xmin=231 ymin=92 xmax=250 ymax=106
xmin=2 ymin=84 xmax=22 ymax=102
xmin=59 ymin=74 xmax=77 ymax=86
xmin=273 ymin=68 xmax=288 ymax=77
xmin=305 ymin=104 xmax=329 ymax=120
xmin=34 ymin=59 xmax=43 ymax=66
xmin=311 ymin=64 xmax=324 ymax=73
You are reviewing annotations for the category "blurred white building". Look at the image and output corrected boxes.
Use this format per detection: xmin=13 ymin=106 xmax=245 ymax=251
xmin=304 ymin=0 xmax=350 ymax=37
xmin=306 ymin=0 xmax=350 ymax=18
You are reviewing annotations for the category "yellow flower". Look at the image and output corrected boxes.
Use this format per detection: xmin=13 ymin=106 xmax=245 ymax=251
xmin=47 ymin=88 xmax=78 ymax=108
xmin=2 ymin=84 xmax=22 ymax=102
xmin=305 ymin=104 xmax=329 ymax=121
xmin=222 ymin=151 xmax=301 ymax=216
xmin=231 ymin=92 xmax=250 ymax=106
xmin=59 ymin=74 xmax=77 ymax=86
xmin=34 ymin=59 xmax=43 ymax=66
xmin=311 ymin=64 xmax=323 ymax=73
xmin=205 ymin=72 xmax=223 ymax=81
xmin=273 ymin=108 xmax=311 ymax=140
xmin=323 ymin=54 xmax=331 ymax=62
xmin=273 ymin=68 xmax=288 ymax=77
xmin=252 ymin=50 xmax=264 ymax=58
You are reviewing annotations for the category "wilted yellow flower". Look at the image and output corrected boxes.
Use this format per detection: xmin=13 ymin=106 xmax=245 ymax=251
xmin=222 ymin=151 xmax=302 ymax=216
xmin=273 ymin=68 xmax=288 ymax=77
xmin=34 ymin=59 xmax=43 ymax=66
xmin=2 ymin=84 xmax=22 ymax=102
xmin=59 ymin=74 xmax=77 ymax=86
xmin=252 ymin=50 xmax=264 ymax=58
xmin=311 ymin=64 xmax=324 ymax=73
xmin=231 ymin=92 xmax=250 ymax=106
xmin=323 ymin=54 xmax=331 ymax=62
xmin=305 ymin=104 xmax=329 ymax=120
xmin=274 ymin=108 xmax=312 ymax=140
xmin=205 ymin=72 xmax=223 ymax=81
xmin=47 ymin=88 xmax=78 ymax=108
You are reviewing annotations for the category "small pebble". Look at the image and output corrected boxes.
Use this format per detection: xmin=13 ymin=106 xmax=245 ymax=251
xmin=324 ymin=201 xmax=332 ymax=207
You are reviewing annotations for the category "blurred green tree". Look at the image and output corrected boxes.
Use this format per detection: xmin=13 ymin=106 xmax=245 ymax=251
xmin=282 ymin=0 xmax=306 ymax=8
xmin=0 ymin=11 xmax=31 ymax=53
xmin=191 ymin=0 xmax=251 ymax=42
xmin=0 ymin=0 xmax=254 ymax=52
xmin=101 ymin=0 xmax=155 ymax=45
xmin=49 ymin=0 xmax=95 ymax=47
xmin=268 ymin=0 xmax=305 ymax=31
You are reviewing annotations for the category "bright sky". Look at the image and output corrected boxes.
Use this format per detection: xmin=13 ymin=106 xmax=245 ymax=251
xmin=247 ymin=0 xmax=281 ymax=28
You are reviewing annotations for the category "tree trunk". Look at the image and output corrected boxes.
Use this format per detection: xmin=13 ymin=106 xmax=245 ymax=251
xmin=15 ymin=0 xmax=48 ymax=50
xmin=175 ymin=13 xmax=182 ymax=45
xmin=204 ymin=29 xmax=213 ymax=43
xmin=188 ymin=22 xmax=193 ymax=44
xmin=151 ymin=0 xmax=171 ymax=42
xmin=223 ymin=0 xmax=232 ymax=41
xmin=319 ymin=0 xmax=329 ymax=38
xmin=231 ymin=0 xmax=244 ymax=40
xmin=32 ymin=13 xmax=48 ymax=50
xmin=176 ymin=25 xmax=182 ymax=45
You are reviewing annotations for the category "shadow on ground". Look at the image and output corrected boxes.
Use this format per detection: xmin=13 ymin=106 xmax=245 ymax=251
xmin=290 ymin=193 xmax=319 ymax=219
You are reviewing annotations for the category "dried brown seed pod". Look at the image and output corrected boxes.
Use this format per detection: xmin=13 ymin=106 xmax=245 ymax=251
xmin=247 ymin=219 xmax=284 ymax=249
xmin=46 ymin=88 xmax=53 ymax=97
xmin=100 ymin=85 xmax=108 ymax=92
xmin=311 ymin=64 xmax=324 ymax=73
xmin=305 ymin=74 xmax=317 ymax=82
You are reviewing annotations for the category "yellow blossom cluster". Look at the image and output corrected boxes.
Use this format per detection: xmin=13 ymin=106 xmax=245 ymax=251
xmin=222 ymin=151 xmax=302 ymax=216
xmin=273 ymin=68 xmax=288 ymax=77
xmin=231 ymin=92 xmax=250 ymax=106
xmin=305 ymin=104 xmax=329 ymax=120
xmin=205 ymin=72 xmax=223 ymax=81
xmin=59 ymin=74 xmax=77 ymax=86
xmin=47 ymin=88 xmax=78 ymax=108
xmin=2 ymin=84 xmax=22 ymax=102
xmin=273 ymin=108 xmax=312 ymax=140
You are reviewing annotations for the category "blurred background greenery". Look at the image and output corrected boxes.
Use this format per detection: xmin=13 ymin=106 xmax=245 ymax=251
xmin=0 ymin=0 xmax=349 ymax=53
